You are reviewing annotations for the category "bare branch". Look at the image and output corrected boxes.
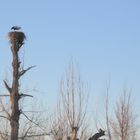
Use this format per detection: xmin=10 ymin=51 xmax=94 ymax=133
xmin=0 ymin=98 xmax=10 ymax=119
xmin=21 ymin=112 xmax=45 ymax=132
xmin=3 ymin=80 xmax=11 ymax=93
xmin=105 ymin=84 xmax=112 ymax=140
xmin=20 ymin=125 xmax=32 ymax=140
xmin=19 ymin=93 xmax=33 ymax=99
xmin=0 ymin=132 xmax=9 ymax=140
xmin=19 ymin=65 xmax=36 ymax=77
xmin=0 ymin=95 xmax=10 ymax=97
xmin=0 ymin=115 xmax=10 ymax=121
xmin=19 ymin=133 xmax=51 ymax=139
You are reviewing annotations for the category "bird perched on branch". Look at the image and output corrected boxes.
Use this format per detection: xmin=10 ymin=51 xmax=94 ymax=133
xmin=11 ymin=26 xmax=21 ymax=30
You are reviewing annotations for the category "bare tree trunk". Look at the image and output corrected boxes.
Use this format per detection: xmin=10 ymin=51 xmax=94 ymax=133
xmin=6 ymin=30 xmax=26 ymax=140
xmin=10 ymin=40 xmax=20 ymax=140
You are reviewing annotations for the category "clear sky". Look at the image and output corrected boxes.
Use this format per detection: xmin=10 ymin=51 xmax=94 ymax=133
xmin=0 ymin=0 xmax=140 ymax=124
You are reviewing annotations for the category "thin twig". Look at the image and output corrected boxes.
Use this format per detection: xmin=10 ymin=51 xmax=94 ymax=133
xmin=0 ymin=95 xmax=10 ymax=97
xmin=21 ymin=112 xmax=45 ymax=132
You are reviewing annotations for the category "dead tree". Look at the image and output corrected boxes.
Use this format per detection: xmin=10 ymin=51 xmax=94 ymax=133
xmin=1 ymin=28 xmax=34 ymax=140
xmin=88 ymin=129 xmax=105 ymax=140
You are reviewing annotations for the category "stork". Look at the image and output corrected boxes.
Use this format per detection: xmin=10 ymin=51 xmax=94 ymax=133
xmin=11 ymin=26 xmax=21 ymax=30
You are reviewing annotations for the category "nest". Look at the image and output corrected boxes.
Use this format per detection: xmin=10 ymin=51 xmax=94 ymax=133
xmin=8 ymin=31 xmax=26 ymax=45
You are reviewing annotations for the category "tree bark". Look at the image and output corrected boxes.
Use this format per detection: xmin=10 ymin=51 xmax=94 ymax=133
xmin=10 ymin=38 xmax=20 ymax=140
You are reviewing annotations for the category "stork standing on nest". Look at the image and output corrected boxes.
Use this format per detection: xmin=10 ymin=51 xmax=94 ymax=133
xmin=11 ymin=26 xmax=21 ymax=31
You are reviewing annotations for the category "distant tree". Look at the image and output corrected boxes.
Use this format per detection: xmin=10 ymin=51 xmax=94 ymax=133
xmin=104 ymin=84 xmax=138 ymax=140
xmin=105 ymin=84 xmax=112 ymax=140
xmin=110 ymin=90 xmax=137 ymax=140
xmin=51 ymin=63 xmax=89 ymax=140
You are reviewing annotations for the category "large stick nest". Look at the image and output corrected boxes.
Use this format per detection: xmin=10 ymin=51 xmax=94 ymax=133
xmin=8 ymin=31 xmax=26 ymax=45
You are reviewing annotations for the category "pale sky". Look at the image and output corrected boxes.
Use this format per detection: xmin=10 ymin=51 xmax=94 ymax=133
xmin=0 ymin=0 xmax=140 ymax=127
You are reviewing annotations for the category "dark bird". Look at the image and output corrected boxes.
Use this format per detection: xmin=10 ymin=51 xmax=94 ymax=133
xmin=11 ymin=26 xmax=21 ymax=30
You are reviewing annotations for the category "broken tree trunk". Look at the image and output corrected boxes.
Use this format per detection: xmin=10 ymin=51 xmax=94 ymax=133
xmin=9 ymin=31 xmax=25 ymax=140
xmin=88 ymin=129 xmax=105 ymax=140
xmin=3 ymin=30 xmax=34 ymax=140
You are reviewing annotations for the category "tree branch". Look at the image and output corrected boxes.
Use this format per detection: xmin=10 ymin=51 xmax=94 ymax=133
xmin=0 ymin=98 xmax=10 ymax=119
xmin=3 ymin=80 xmax=12 ymax=93
xmin=0 ymin=132 xmax=9 ymax=140
xmin=19 ymin=93 xmax=33 ymax=99
xmin=18 ymin=133 xmax=51 ymax=139
xmin=21 ymin=112 xmax=45 ymax=132
xmin=19 ymin=66 xmax=36 ymax=77
xmin=0 ymin=95 xmax=10 ymax=97
xmin=0 ymin=115 xmax=10 ymax=121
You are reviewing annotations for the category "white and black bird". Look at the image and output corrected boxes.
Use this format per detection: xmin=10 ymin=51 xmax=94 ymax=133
xmin=11 ymin=26 xmax=21 ymax=30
